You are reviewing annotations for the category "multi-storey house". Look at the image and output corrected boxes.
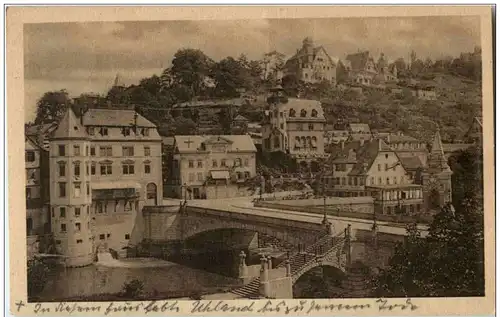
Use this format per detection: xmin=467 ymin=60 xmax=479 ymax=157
xmin=48 ymin=105 xmax=163 ymax=267
xmin=261 ymin=86 xmax=327 ymax=170
xmin=167 ymin=135 xmax=257 ymax=200
xmin=283 ymin=37 xmax=337 ymax=84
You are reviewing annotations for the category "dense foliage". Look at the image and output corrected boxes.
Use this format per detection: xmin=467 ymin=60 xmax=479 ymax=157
xmin=371 ymin=148 xmax=484 ymax=297
xmin=27 ymin=259 xmax=50 ymax=298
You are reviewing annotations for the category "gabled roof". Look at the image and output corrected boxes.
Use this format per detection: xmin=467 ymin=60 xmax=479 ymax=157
xmin=50 ymin=108 xmax=88 ymax=140
xmin=82 ymin=109 xmax=156 ymax=128
xmin=399 ymin=156 xmax=424 ymax=170
xmin=25 ymin=135 xmax=43 ymax=151
xmin=348 ymin=139 xmax=393 ymax=175
xmin=286 ymin=44 xmax=336 ymax=67
xmin=234 ymin=114 xmax=249 ymax=122
xmin=345 ymin=51 xmax=374 ymax=72
xmin=174 ymin=135 xmax=256 ymax=153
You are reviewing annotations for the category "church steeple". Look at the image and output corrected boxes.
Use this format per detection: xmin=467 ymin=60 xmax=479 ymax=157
xmin=428 ymin=129 xmax=451 ymax=173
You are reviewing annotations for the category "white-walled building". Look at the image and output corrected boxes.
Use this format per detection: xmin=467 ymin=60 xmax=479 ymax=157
xmin=48 ymin=106 xmax=163 ymax=267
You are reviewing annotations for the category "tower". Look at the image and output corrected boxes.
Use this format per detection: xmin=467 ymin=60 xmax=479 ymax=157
xmin=49 ymin=108 xmax=93 ymax=267
xmin=303 ymin=37 xmax=314 ymax=62
xmin=422 ymin=129 xmax=453 ymax=212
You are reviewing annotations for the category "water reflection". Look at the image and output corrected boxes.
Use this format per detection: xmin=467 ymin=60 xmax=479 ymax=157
xmin=39 ymin=259 xmax=239 ymax=301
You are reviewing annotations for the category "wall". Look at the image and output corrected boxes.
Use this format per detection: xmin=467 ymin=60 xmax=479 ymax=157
xmin=268 ymin=277 xmax=293 ymax=299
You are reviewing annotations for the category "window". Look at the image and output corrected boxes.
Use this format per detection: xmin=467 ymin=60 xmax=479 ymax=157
xmin=141 ymin=128 xmax=150 ymax=136
xmin=88 ymin=127 xmax=95 ymax=135
xmin=289 ymin=109 xmax=296 ymax=117
xmin=60 ymin=207 xmax=66 ymax=218
xmin=73 ymin=145 xmax=80 ymax=156
xmin=122 ymin=127 xmax=131 ymax=136
xmin=280 ymin=123 xmax=284 ymax=129
xmin=144 ymin=146 xmax=151 ymax=156
xmin=90 ymin=147 xmax=96 ymax=156
xmin=58 ymin=145 xmax=66 ymax=156
xmin=212 ymin=160 xmax=217 ymax=168
xmin=300 ymin=109 xmax=307 ymax=117
xmin=308 ymin=123 xmax=314 ymax=130
xmin=370 ymin=177 xmax=374 ymax=185
xmin=234 ymin=158 xmax=242 ymax=167
xmin=86 ymin=182 xmax=90 ymax=196
xmin=100 ymin=163 xmax=112 ymax=175
xmin=86 ymin=162 xmax=89 ymax=175
xmin=144 ymin=163 xmax=151 ymax=174
xmin=386 ymin=177 xmax=390 ymax=185
xmin=99 ymin=127 xmax=108 ymax=136
xmin=77 ymin=239 xmax=83 ymax=244
xmin=26 ymin=187 xmax=32 ymax=199
xmin=58 ymin=182 xmax=66 ymax=197
xmin=125 ymin=234 xmax=130 ymax=240
xmin=58 ymin=162 xmax=66 ymax=177
xmin=311 ymin=109 xmax=318 ymax=117
xmin=100 ymin=146 xmax=112 ymax=157
xmin=107 ymin=234 xmax=111 ymax=238
xmin=394 ymin=177 xmax=398 ymax=184
xmin=221 ymin=159 xmax=227 ymax=167
xmin=60 ymin=224 xmax=66 ymax=233
xmin=188 ymin=173 xmax=195 ymax=182
xmin=188 ymin=160 xmax=194 ymax=168
xmin=87 ymin=206 xmax=90 ymax=214
xmin=237 ymin=172 xmax=242 ymax=179
xmin=91 ymin=163 xmax=96 ymax=175
xmin=85 ymin=146 xmax=89 ymax=156
xmin=279 ymin=112 xmax=283 ymax=118
xmin=74 ymin=182 xmax=81 ymax=198
xmin=122 ymin=163 xmax=135 ymax=175
xmin=25 ymin=151 xmax=35 ymax=162
xmin=197 ymin=160 xmax=203 ymax=168
xmin=244 ymin=158 xmax=249 ymax=167
xmin=75 ymin=207 xmax=81 ymax=217
xmin=378 ymin=177 xmax=382 ymax=185
xmin=197 ymin=172 xmax=203 ymax=181
xmin=74 ymin=162 xmax=80 ymax=176
xmin=75 ymin=223 xmax=81 ymax=231
xmin=99 ymin=234 xmax=105 ymax=240
xmin=342 ymin=177 xmax=346 ymax=185
xmin=122 ymin=146 xmax=134 ymax=156
xmin=244 ymin=171 xmax=250 ymax=179
xmin=377 ymin=164 xmax=381 ymax=171
xmin=385 ymin=154 xmax=389 ymax=159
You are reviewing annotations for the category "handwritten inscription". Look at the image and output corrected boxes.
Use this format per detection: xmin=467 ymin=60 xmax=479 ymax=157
xmin=15 ymin=298 xmax=418 ymax=315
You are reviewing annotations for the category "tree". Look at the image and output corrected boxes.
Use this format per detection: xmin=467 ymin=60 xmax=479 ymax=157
xmin=122 ymin=279 xmax=144 ymax=298
xmin=213 ymin=56 xmax=251 ymax=98
xmin=34 ymin=90 xmax=71 ymax=125
xmin=169 ymin=48 xmax=215 ymax=98
xmin=448 ymin=146 xmax=483 ymax=208
xmin=394 ymin=58 xmax=407 ymax=75
xmin=262 ymin=51 xmax=285 ymax=82
xmin=372 ymin=198 xmax=484 ymax=297
xmin=27 ymin=258 xmax=50 ymax=298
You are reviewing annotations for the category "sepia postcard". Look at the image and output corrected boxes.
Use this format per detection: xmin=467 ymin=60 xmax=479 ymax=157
xmin=6 ymin=5 xmax=495 ymax=316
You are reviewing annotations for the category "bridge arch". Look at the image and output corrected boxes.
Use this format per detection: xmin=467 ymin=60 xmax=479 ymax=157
xmin=181 ymin=208 xmax=326 ymax=248
xmin=292 ymin=259 xmax=347 ymax=285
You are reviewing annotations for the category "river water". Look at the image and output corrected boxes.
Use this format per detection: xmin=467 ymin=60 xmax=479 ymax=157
xmin=38 ymin=256 xmax=240 ymax=301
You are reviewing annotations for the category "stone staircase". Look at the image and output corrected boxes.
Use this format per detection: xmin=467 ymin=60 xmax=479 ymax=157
xmin=231 ymin=277 xmax=261 ymax=298
xmin=231 ymin=232 xmax=347 ymax=298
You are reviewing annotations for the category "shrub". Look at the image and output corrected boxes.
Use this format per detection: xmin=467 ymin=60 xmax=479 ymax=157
xmin=122 ymin=279 xmax=144 ymax=298
xmin=27 ymin=259 xmax=50 ymax=298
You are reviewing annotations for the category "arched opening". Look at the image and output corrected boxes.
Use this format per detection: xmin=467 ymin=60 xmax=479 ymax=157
xmin=429 ymin=188 xmax=441 ymax=209
xmin=176 ymin=229 xmax=296 ymax=278
xmin=293 ymin=265 xmax=346 ymax=298
xmin=146 ymin=183 xmax=157 ymax=206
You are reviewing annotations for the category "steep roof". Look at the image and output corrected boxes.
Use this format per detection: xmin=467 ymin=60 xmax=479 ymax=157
xmin=280 ymin=98 xmax=326 ymax=121
xmin=399 ymin=156 xmax=424 ymax=170
xmin=50 ymin=108 xmax=88 ymax=140
xmin=286 ymin=45 xmax=336 ymax=67
xmin=348 ymin=139 xmax=393 ymax=175
xmin=428 ymin=130 xmax=451 ymax=172
xmin=345 ymin=51 xmax=374 ymax=72
xmin=174 ymin=135 xmax=257 ymax=153
xmin=82 ymin=109 xmax=156 ymax=128
xmin=234 ymin=114 xmax=249 ymax=122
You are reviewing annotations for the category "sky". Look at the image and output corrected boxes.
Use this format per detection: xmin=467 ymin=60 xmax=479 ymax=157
xmin=24 ymin=15 xmax=481 ymax=122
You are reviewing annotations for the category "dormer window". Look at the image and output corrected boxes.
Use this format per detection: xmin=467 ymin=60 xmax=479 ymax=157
xmin=311 ymin=109 xmax=318 ymax=117
xmin=289 ymin=109 xmax=296 ymax=117
xmin=99 ymin=127 xmax=108 ymax=136
xmin=300 ymin=109 xmax=307 ymax=117
xmin=88 ymin=127 xmax=95 ymax=135
xmin=141 ymin=128 xmax=150 ymax=136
